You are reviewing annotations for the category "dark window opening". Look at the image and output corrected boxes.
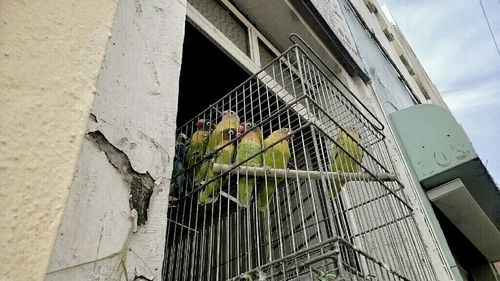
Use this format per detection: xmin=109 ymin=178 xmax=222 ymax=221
xmin=432 ymin=205 xmax=493 ymax=281
xmin=176 ymin=22 xmax=250 ymax=127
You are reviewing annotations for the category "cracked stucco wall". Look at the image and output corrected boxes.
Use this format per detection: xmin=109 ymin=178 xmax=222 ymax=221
xmin=46 ymin=0 xmax=187 ymax=280
xmin=0 ymin=1 xmax=118 ymax=280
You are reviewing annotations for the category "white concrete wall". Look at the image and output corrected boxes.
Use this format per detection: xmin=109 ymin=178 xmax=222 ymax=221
xmin=46 ymin=0 xmax=187 ymax=280
xmin=338 ymin=1 xmax=456 ymax=279
xmin=390 ymin=24 xmax=449 ymax=109
xmin=345 ymin=0 xmax=429 ymax=105
xmin=0 ymin=1 xmax=118 ymax=280
xmin=306 ymin=0 xmax=455 ymax=279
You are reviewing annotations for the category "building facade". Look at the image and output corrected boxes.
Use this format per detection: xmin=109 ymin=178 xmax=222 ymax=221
xmin=1 ymin=0 xmax=498 ymax=280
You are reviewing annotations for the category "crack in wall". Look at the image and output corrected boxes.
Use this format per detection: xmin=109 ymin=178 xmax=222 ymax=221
xmin=89 ymin=113 xmax=98 ymax=123
xmin=87 ymin=131 xmax=154 ymax=226
xmin=134 ymin=274 xmax=153 ymax=281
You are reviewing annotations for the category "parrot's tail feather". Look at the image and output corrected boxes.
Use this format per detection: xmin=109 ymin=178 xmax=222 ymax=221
xmin=193 ymin=162 xmax=209 ymax=186
xmin=331 ymin=179 xmax=346 ymax=198
xmin=198 ymin=187 xmax=219 ymax=204
xmin=238 ymin=177 xmax=255 ymax=207
xmin=257 ymin=179 xmax=276 ymax=212
xmin=198 ymin=167 xmax=222 ymax=205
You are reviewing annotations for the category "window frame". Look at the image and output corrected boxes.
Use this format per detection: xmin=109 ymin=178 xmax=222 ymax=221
xmin=186 ymin=0 xmax=281 ymax=74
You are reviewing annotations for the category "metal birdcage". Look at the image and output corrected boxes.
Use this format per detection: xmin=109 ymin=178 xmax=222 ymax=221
xmin=163 ymin=35 xmax=436 ymax=281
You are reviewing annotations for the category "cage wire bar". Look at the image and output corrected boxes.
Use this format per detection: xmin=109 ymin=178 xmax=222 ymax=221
xmin=163 ymin=36 xmax=437 ymax=281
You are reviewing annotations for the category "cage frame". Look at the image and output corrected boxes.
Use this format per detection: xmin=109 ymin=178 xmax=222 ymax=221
xmin=164 ymin=34 xmax=437 ymax=281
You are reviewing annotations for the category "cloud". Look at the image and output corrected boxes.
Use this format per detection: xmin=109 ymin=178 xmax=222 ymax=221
xmin=442 ymin=78 xmax=500 ymax=114
xmin=384 ymin=0 xmax=500 ymax=91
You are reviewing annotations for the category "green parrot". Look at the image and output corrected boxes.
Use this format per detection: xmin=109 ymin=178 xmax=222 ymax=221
xmin=186 ymin=118 xmax=211 ymax=185
xmin=196 ymin=110 xmax=239 ymax=186
xmin=206 ymin=110 xmax=240 ymax=154
xmin=257 ymin=128 xmax=292 ymax=212
xmin=198 ymin=130 xmax=236 ymax=204
xmin=330 ymin=127 xmax=363 ymax=197
xmin=235 ymin=122 xmax=263 ymax=207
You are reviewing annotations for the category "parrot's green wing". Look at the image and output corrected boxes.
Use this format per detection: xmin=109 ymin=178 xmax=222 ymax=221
xmin=199 ymin=142 xmax=235 ymax=204
xmin=236 ymin=141 xmax=263 ymax=206
xmin=194 ymin=161 xmax=209 ymax=185
xmin=188 ymin=130 xmax=210 ymax=185
xmin=207 ymin=114 xmax=240 ymax=153
xmin=330 ymin=145 xmax=347 ymax=196
xmin=198 ymin=161 xmax=217 ymax=204
xmin=330 ymin=129 xmax=363 ymax=197
xmin=186 ymin=131 xmax=204 ymax=166
xmin=257 ymin=140 xmax=290 ymax=211
xmin=206 ymin=128 xmax=222 ymax=155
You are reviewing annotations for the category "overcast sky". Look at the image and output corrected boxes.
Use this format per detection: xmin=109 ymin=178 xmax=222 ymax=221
xmin=383 ymin=0 xmax=500 ymax=184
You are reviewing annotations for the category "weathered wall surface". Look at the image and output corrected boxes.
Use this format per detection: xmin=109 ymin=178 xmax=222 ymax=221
xmin=305 ymin=0 xmax=454 ymax=280
xmin=0 ymin=1 xmax=118 ymax=280
xmin=338 ymin=0 xmax=417 ymax=113
xmin=390 ymin=24 xmax=449 ymax=109
xmin=46 ymin=0 xmax=187 ymax=280
xmin=337 ymin=1 xmax=455 ymax=280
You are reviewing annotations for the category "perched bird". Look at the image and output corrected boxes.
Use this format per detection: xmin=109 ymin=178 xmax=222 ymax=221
xmin=186 ymin=119 xmax=211 ymax=185
xmin=235 ymin=122 xmax=263 ymax=207
xmin=330 ymin=127 xmax=363 ymax=197
xmin=257 ymin=128 xmax=292 ymax=212
xmin=170 ymin=133 xmax=188 ymax=196
xmin=198 ymin=130 xmax=236 ymax=204
xmin=196 ymin=109 xmax=239 ymax=186
xmin=206 ymin=110 xmax=240 ymax=154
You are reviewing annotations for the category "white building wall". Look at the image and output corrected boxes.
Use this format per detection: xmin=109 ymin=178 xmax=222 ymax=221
xmin=46 ymin=0 xmax=187 ymax=280
xmin=0 ymin=1 xmax=118 ymax=280
xmin=308 ymin=0 xmax=456 ymax=279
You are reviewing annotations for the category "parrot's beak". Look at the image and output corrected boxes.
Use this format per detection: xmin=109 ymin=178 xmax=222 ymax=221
xmin=238 ymin=124 xmax=245 ymax=134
